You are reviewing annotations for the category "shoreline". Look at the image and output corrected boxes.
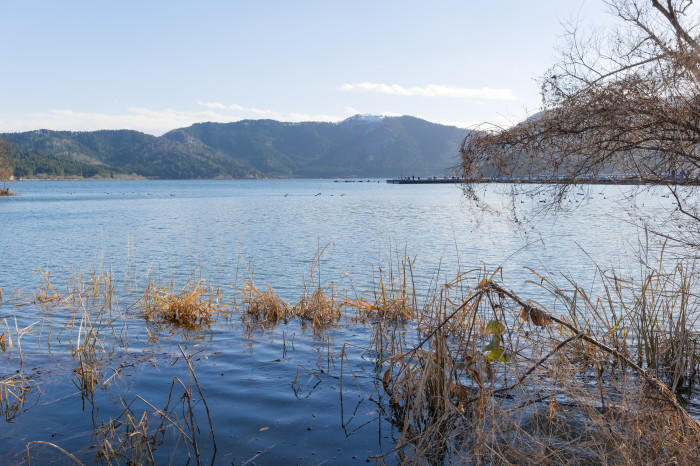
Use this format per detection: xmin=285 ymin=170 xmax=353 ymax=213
xmin=388 ymin=177 xmax=700 ymax=186
xmin=6 ymin=175 xmax=699 ymax=186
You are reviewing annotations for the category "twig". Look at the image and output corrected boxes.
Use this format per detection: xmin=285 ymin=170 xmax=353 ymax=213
xmin=486 ymin=280 xmax=700 ymax=431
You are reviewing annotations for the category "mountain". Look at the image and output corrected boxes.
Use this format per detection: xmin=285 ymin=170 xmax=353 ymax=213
xmin=0 ymin=138 xmax=113 ymax=178
xmin=0 ymin=115 xmax=468 ymax=179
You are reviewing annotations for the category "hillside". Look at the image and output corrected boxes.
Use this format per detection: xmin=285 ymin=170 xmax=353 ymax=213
xmin=0 ymin=138 xmax=114 ymax=178
xmin=0 ymin=115 xmax=467 ymax=179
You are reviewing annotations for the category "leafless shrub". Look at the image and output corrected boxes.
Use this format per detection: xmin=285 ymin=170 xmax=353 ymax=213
xmin=460 ymin=0 xmax=700 ymax=248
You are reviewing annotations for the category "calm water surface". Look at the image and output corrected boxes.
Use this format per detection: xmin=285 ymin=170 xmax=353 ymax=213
xmin=0 ymin=179 xmax=680 ymax=463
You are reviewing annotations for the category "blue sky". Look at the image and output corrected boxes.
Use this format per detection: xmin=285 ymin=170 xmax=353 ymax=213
xmin=0 ymin=1 xmax=610 ymax=135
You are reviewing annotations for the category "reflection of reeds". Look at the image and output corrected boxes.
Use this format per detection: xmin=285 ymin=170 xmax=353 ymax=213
xmin=0 ymin=375 xmax=31 ymax=422
xmin=94 ymin=345 xmax=216 ymax=465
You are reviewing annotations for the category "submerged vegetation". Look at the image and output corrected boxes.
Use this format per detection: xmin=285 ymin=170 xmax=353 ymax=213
xmin=0 ymin=246 xmax=698 ymax=463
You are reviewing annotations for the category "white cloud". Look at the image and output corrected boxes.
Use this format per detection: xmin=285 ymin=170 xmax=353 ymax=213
xmin=0 ymin=104 xmax=356 ymax=135
xmin=0 ymin=102 xmax=519 ymax=135
xmin=196 ymin=100 xmax=227 ymax=109
xmin=0 ymin=107 xmax=242 ymax=136
xmin=339 ymin=82 xmax=517 ymax=101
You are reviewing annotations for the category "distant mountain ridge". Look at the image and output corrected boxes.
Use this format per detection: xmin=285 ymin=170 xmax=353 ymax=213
xmin=0 ymin=115 xmax=468 ymax=179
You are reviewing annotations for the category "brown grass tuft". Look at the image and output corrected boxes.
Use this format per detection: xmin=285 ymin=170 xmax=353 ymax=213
xmin=140 ymin=279 xmax=224 ymax=330
xmin=241 ymin=281 xmax=291 ymax=328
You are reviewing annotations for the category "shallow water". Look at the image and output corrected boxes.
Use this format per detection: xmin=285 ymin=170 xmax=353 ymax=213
xmin=0 ymin=179 xmax=664 ymax=294
xmin=0 ymin=179 xmax=692 ymax=463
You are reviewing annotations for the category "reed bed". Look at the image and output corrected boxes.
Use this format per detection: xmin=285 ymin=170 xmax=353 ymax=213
xmin=241 ymin=246 xmax=346 ymax=331
xmin=369 ymin=266 xmax=700 ymax=464
xmin=350 ymin=257 xmax=418 ymax=323
xmin=139 ymin=279 xmax=227 ymax=331
xmin=2 ymin=250 xmax=698 ymax=463
xmin=291 ymin=245 xmax=345 ymax=330
xmin=241 ymin=281 xmax=291 ymax=328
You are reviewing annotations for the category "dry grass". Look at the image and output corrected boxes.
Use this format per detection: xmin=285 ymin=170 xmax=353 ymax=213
xmin=32 ymin=269 xmax=68 ymax=305
xmin=241 ymin=281 xmax=291 ymax=328
xmin=351 ymin=258 xmax=417 ymax=323
xmin=370 ymin=265 xmax=700 ymax=464
xmin=71 ymin=309 xmax=104 ymax=408
xmin=291 ymin=244 xmax=345 ymax=330
xmin=241 ymin=245 xmax=346 ymax=331
xmin=140 ymin=279 xmax=226 ymax=330
xmin=3 ymin=267 xmax=131 ymax=418
xmin=293 ymin=286 xmax=344 ymax=329
xmin=4 ymin=251 xmax=698 ymax=463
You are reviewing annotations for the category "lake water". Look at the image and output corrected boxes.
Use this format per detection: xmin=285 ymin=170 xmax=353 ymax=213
xmin=0 ymin=179 xmax=687 ymax=463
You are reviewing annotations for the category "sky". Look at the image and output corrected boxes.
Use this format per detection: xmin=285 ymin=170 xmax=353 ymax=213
xmin=0 ymin=0 xmax=612 ymax=135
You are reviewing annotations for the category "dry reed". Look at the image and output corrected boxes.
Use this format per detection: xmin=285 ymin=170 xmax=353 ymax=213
xmin=241 ymin=281 xmax=290 ymax=328
xmin=371 ymin=264 xmax=700 ymax=464
xmin=4 ymin=250 xmax=698 ymax=463
xmin=140 ymin=279 xmax=226 ymax=330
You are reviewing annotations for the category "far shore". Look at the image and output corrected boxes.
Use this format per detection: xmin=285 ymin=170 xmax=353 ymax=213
xmin=6 ymin=174 xmax=699 ymax=186
xmin=12 ymin=173 xmax=147 ymax=182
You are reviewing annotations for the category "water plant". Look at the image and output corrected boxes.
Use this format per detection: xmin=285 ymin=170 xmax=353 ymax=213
xmin=241 ymin=281 xmax=291 ymax=328
xmin=371 ymin=266 xmax=700 ymax=464
xmin=2 ymin=250 xmax=698 ymax=463
xmin=140 ymin=279 xmax=226 ymax=331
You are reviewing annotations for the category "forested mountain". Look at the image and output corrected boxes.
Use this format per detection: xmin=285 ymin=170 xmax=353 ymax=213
xmin=0 ymin=115 xmax=467 ymax=179
xmin=0 ymin=138 xmax=112 ymax=178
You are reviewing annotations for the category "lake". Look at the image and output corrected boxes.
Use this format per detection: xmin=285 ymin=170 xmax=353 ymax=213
xmin=0 ymin=179 xmax=689 ymax=463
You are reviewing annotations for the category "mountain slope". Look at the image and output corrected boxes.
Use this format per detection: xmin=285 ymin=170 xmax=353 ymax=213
xmin=0 ymin=138 xmax=113 ymax=178
xmin=1 ymin=115 xmax=468 ymax=179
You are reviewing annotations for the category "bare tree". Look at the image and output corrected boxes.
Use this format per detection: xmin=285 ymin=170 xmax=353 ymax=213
xmin=460 ymin=0 xmax=700 ymax=247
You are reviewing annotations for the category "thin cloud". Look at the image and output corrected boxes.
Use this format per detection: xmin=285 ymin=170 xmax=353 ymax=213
xmin=196 ymin=100 xmax=227 ymax=109
xmin=0 ymin=104 xmax=354 ymax=136
xmin=339 ymin=82 xmax=517 ymax=101
xmin=0 ymin=108 xmax=240 ymax=136
xmin=0 ymin=103 xmax=513 ymax=136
